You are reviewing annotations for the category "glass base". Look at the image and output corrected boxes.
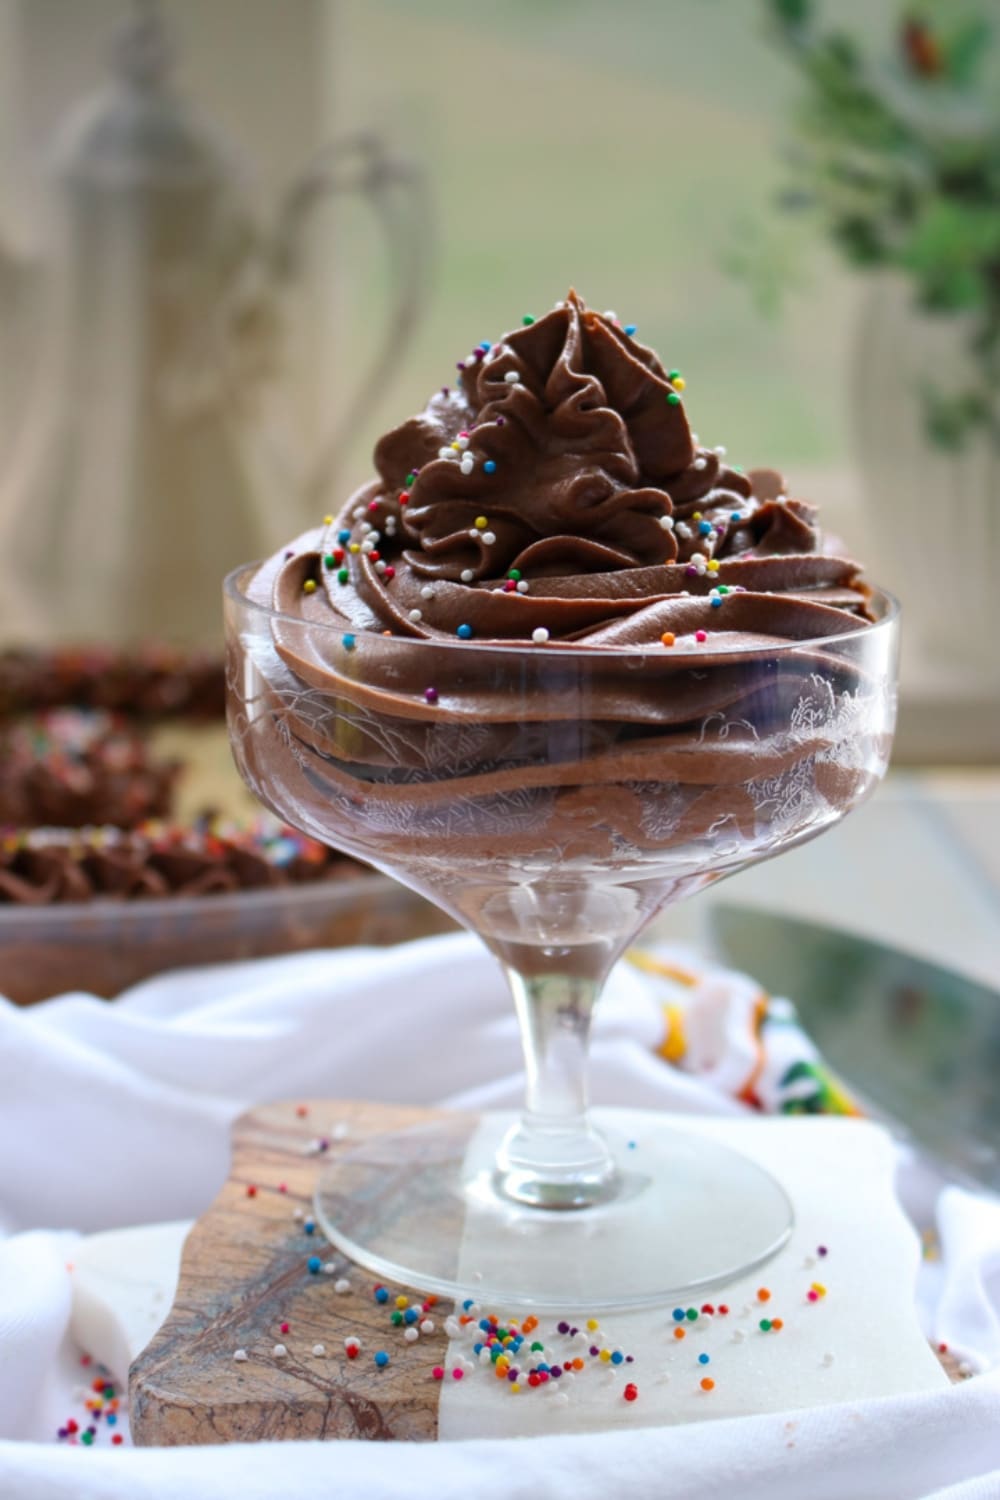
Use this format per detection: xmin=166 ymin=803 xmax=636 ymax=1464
xmin=314 ymin=1110 xmax=793 ymax=1311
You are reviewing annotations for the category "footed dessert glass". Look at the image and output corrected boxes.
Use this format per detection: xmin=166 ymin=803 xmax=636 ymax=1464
xmin=226 ymin=564 xmax=898 ymax=1308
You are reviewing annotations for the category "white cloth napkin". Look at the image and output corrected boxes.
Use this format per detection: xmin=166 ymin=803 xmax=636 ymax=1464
xmin=1 ymin=932 xmax=998 ymax=1499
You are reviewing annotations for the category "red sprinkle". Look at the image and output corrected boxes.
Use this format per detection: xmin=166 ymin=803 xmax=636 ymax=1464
xmin=623 ymin=1383 xmax=638 ymax=1402
xmin=280 ymin=1322 xmax=290 ymax=1334
xmin=718 ymin=1304 xmax=730 ymax=1316
xmin=112 ymin=1434 xmax=124 ymax=1445
xmin=246 ymin=1185 xmax=257 ymax=1198
xmin=452 ymin=1368 xmax=464 ymax=1381
xmin=295 ymin=1105 xmax=309 ymax=1118
xmin=695 ymin=629 xmax=708 ymax=643
xmin=432 ymin=1366 xmax=444 ymax=1380
xmin=278 ymin=1182 xmax=288 ymax=1193
xmin=384 ymin=566 xmax=396 ymax=581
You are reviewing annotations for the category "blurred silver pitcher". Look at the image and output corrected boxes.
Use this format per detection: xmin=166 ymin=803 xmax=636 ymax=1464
xmin=0 ymin=1 xmax=429 ymax=648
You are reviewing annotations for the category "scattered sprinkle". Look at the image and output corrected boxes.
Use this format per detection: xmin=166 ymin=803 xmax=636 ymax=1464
xmin=307 ymin=1256 xmax=322 ymax=1274
xmin=233 ymin=1348 xmax=248 ymax=1362
xmin=273 ymin=1344 xmax=288 ymax=1358
xmin=313 ymin=1343 xmax=326 ymax=1357
xmin=334 ymin=1278 xmax=351 ymax=1295
xmin=374 ymin=1351 xmax=390 ymax=1368
xmin=302 ymin=579 xmax=317 ymax=595
xmin=342 ymin=634 xmax=356 ymax=651
xmin=700 ymin=1377 xmax=715 ymax=1392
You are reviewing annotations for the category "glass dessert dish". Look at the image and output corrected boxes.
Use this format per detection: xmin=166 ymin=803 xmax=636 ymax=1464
xmin=225 ymin=572 xmax=898 ymax=1308
xmin=225 ymin=290 xmax=899 ymax=1308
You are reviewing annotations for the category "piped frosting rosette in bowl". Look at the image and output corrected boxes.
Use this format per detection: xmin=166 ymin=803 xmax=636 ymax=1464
xmin=232 ymin=292 xmax=896 ymax=908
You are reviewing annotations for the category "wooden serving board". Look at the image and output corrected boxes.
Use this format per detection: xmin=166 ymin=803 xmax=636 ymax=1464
xmin=129 ymin=1099 xmax=462 ymax=1445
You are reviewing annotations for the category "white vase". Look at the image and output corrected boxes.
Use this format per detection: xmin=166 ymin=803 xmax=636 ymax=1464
xmin=854 ymin=273 xmax=1000 ymax=692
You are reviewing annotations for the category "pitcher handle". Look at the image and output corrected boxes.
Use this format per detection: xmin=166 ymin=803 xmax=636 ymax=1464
xmin=271 ymin=130 xmax=432 ymax=509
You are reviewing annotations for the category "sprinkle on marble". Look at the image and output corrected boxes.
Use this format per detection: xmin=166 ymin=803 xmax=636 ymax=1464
xmin=334 ymin=1278 xmax=351 ymax=1294
xmin=273 ymin=1344 xmax=288 ymax=1358
xmin=313 ymin=1344 xmax=327 ymax=1357
xmin=233 ymin=1348 xmax=249 ymax=1362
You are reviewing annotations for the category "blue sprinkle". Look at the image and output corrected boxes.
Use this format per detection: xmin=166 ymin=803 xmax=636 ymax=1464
xmin=304 ymin=1219 xmax=316 ymax=1235
xmin=462 ymin=1299 xmax=475 ymax=1311
xmin=374 ymin=1350 xmax=390 ymax=1367
xmin=479 ymin=341 xmax=492 ymax=351
xmin=730 ymin=511 xmax=742 ymax=522
xmin=673 ymin=1308 xmax=686 ymax=1322
xmin=337 ymin=529 xmax=351 ymax=544
xmin=698 ymin=520 xmax=713 ymax=536
xmin=479 ymin=1318 xmax=492 ymax=1332
xmin=473 ymin=1342 xmax=483 ymax=1355
xmin=699 ymin=1353 xmax=711 ymax=1365
xmin=611 ymin=1351 xmax=624 ymax=1365
xmin=457 ymin=623 xmax=473 ymax=640
xmin=711 ymin=596 xmax=723 ymax=608
xmin=624 ymin=323 xmax=637 ymax=336
xmin=537 ymin=1363 xmax=549 ymax=1373
xmin=374 ymin=1287 xmax=389 ymax=1303
xmin=307 ymin=1255 xmax=322 ymax=1274
xmin=342 ymin=633 xmax=356 ymax=651
xmin=627 ymin=1140 xmax=637 ymax=1150
xmin=483 ymin=460 xmax=497 ymax=475
xmin=106 ymin=1414 xmax=118 ymax=1426
xmin=404 ymin=1307 xmax=419 ymax=1324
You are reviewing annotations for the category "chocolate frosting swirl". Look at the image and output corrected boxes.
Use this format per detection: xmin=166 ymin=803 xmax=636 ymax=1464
xmin=256 ymin=290 xmax=869 ymax=652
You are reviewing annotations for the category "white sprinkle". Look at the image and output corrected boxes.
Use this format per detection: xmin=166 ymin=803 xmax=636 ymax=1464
xmin=482 ymin=531 xmax=496 ymax=545
xmin=273 ymin=1343 xmax=288 ymax=1358
xmin=420 ymin=586 xmax=434 ymax=599
xmin=313 ymin=1342 xmax=327 ymax=1356
xmin=404 ymin=1327 xmax=420 ymax=1343
xmin=504 ymin=371 xmax=519 ymax=384
xmin=478 ymin=1347 xmax=492 ymax=1366
xmin=516 ymin=580 xmax=529 ymax=593
xmin=361 ymin=541 xmax=375 ymax=554
xmin=233 ymin=1348 xmax=249 ymax=1362
xmin=444 ymin=1317 xmax=461 ymax=1339
xmin=959 ymin=1362 xmax=974 ymax=1378
xmin=676 ymin=522 xmax=692 ymax=540
xmin=460 ymin=461 xmax=474 ymax=476
xmin=331 ymin=1121 xmax=350 ymax=1140
xmin=693 ymin=456 xmax=707 ymax=470
xmin=603 ymin=309 xmax=618 ymax=320
xmin=776 ymin=493 xmax=788 ymax=504
xmin=438 ymin=446 xmax=453 ymax=460
xmin=456 ymin=436 xmax=470 ymax=450
xmin=461 ymin=569 xmax=475 ymax=583
xmin=352 ymin=506 xmax=365 ymax=519
xmin=803 ymin=1255 xmax=817 ymax=1268
xmin=359 ymin=521 xmax=372 ymax=533
xmin=293 ymin=1208 xmax=304 ymax=1220
xmin=467 ymin=529 xmax=479 ymax=540
xmin=374 ymin=560 xmax=387 ymax=574
xmin=715 ymin=444 xmax=727 ymax=457
xmin=472 ymin=1271 xmax=483 ymax=1283
xmin=321 ymin=1262 xmax=338 ymax=1275
xmin=822 ymin=1351 xmax=834 ymax=1367
xmin=658 ymin=514 xmax=674 ymax=530
xmin=732 ymin=1329 xmax=746 ymax=1343
xmin=334 ymin=1278 xmax=351 ymax=1294
xmin=532 ymin=627 xmax=550 ymax=644
xmin=420 ymin=1319 xmax=435 ymax=1334
xmin=408 ymin=609 xmax=423 ymax=622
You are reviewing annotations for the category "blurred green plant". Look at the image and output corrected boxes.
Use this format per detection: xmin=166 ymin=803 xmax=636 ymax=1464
xmin=746 ymin=0 xmax=1000 ymax=448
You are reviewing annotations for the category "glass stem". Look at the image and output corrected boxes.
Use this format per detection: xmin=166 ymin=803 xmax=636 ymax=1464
xmin=496 ymin=967 xmax=619 ymax=1210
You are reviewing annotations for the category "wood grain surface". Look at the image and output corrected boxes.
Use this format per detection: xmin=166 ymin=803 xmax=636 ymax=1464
xmin=129 ymin=1099 xmax=465 ymax=1446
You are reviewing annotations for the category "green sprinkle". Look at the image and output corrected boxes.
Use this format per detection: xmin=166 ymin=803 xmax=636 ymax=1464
xmin=668 ymin=368 xmax=682 ymax=380
xmin=323 ymin=554 xmax=335 ymax=569
xmin=507 ymin=569 xmax=522 ymax=582
xmin=337 ymin=568 xmax=349 ymax=585
xmin=759 ymin=1318 xmax=772 ymax=1332
xmin=522 ymin=315 xmax=535 ymax=326
xmin=666 ymin=392 xmax=681 ymax=405
xmin=405 ymin=471 xmax=416 ymax=485
xmin=531 ymin=1341 xmax=544 ymax=1351
xmin=686 ymin=1308 xmax=698 ymax=1321
xmin=718 ymin=585 xmax=730 ymax=594
xmin=81 ymin=1432 xmax=94 ymax=1446
xmin=391 ymin=1310 xmax=404 ymax=1326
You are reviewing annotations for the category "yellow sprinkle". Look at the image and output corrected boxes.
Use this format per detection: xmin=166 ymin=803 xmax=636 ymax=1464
xmin=692 ymin=511 xmax=702 ymax=521
xmin=510 ymin=1383 xmax=521 ymax=1394
xmin=323 ymin=514 xmax=333 ymax=525
xmin=302 ymin=579 xmax=317 ymax=595
xmin=672 ymin=377 xmax=686 ymax=392
xmin=395 ymin=1295 xmax=409 ymax=1309
xmin=451 ymin=441 xmax=461 ymax=450
xmin=474 ymin=516 xmax=488 ymax=529
xmin=586 ymin=1318 xmax=599 ymax=1331
xmin=811 ymin=1282 xmax=827 ymax=1297
xmin=707 ymin=559 xmax=720 ymax=573
xmin=599 ymin=1348 xmax=612 ymax=1363
xmin=349 ymin=543 xmax=360 ymax=554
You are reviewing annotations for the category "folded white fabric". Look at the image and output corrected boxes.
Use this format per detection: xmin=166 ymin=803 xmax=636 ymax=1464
xmin=0 ymin=933 xmax=998 ymax=1499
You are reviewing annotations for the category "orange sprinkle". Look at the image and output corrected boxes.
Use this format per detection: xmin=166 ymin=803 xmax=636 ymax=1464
xmin=758 ymin=1288 xmax=771 ymax=1302
xmin=661 ymin=632 xmax=676 ymax=647
xmin=674 ymin=1327 xmax=686 ymax=1340
xmin=572 ymin=1357 xmax=585 ymax=1371
xmin=700 ymin=1377 xmax=715 ymax=1391
xmin=771 ymin=1318 xmax=784 ymax=1331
